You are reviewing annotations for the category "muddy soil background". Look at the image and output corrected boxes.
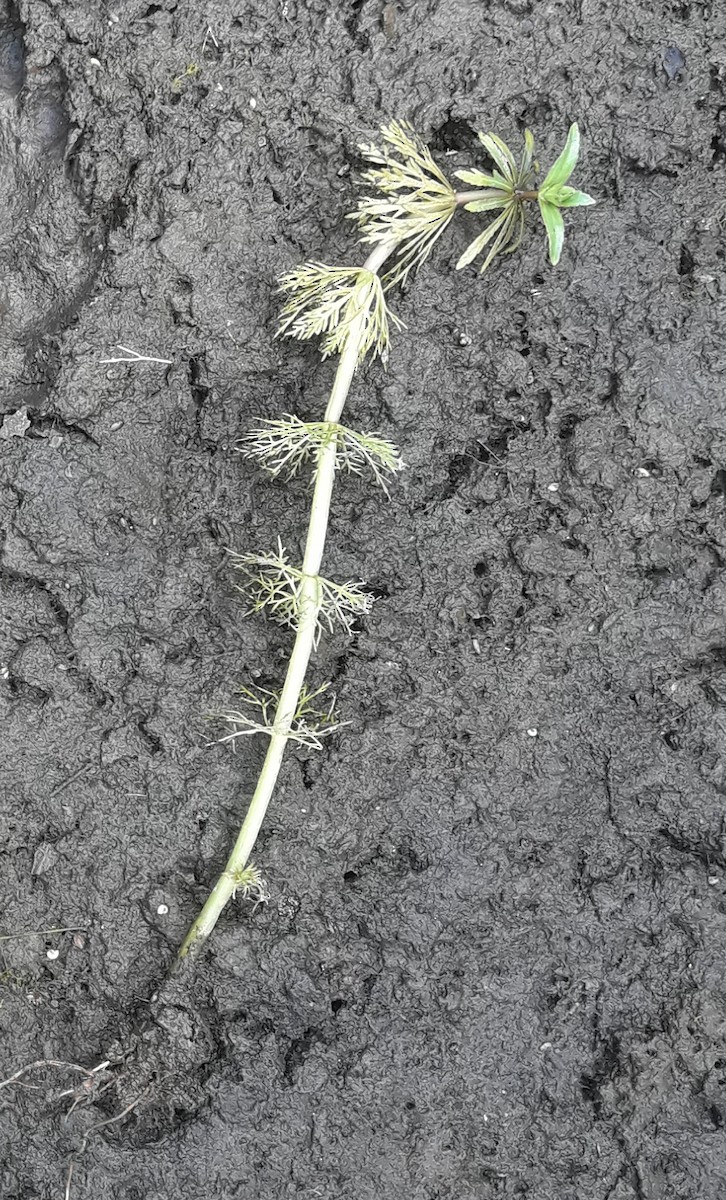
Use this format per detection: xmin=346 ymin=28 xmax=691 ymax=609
xmin=1 ymin=0 xmax=726 ymax=1195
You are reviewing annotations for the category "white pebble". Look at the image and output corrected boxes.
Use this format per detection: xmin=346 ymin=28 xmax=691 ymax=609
xmin=46 ymin=948 xmax=60 ymax=960
xmin=249 ymin=97 xmax=257 ymax=109
xmin=547 ymin=482 xmax=559 ymax=492
xmin=527 ymin=728 xmax=538 ymax=738
xmin=156 ymin=903 xmax=169 ymax=916
xmin=708 ymin=876 xmax=719 ymax=886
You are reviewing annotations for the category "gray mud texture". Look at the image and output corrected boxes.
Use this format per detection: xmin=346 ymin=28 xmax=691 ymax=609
xmin=1 ymin=0 xmax=726 ymax=1196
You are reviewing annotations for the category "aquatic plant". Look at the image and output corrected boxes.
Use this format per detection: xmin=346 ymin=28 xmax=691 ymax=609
xmin=179 ymin=120 xmax=593 ymax=959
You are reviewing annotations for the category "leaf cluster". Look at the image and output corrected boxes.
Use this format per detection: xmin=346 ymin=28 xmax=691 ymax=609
xmin=228 ymin=542 xmax=374 ymax=644
xmin=213 ymin=682 xmax=344 ymax=751
xmin=535 ymin=124 xmax=595 ymax=265
xmin=456 ymin=123 xmax=594 ymax=272
xmin=238 ymin=415 xmax=404 ymax=491
xmin=455 ymin=130 xmax=536 ymax=273
xmin=278 ymin=262 xmax=400 ymax=360
xmin=349 ymin=120 xmax=458 ymax=288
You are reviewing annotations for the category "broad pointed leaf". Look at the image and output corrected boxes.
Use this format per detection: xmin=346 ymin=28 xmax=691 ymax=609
xmin=540 ymin=123 xmax=580 ymax=191
xmin=553 ymin=185 xmax=596 ymax=208
xmin=539 ymin=199 xmax=565 ymax=265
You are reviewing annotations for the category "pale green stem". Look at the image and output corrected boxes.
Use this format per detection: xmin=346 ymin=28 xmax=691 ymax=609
xmin=455 ymin=189 xmax=539 ymax=206
xmin=179 ymin=237 xmax=397 ymax=960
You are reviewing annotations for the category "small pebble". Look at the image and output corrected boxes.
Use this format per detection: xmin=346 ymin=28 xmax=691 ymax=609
xmin=46 ymin=948 xmax=60 ymax=960
xmin=547 ymin=482 xmax=559 ymax=492
xmin=708 ymin=876 xmax=719 ymax=886
xmin=156 ymin=903 xmax=169 ymax=916
xmin=249 ymin=96 xmax=257 ymax=109
xmin=527 ymin=728 xmax=538 ymax=738
xmin=662 ymin=45 xmax=685 ymax=82
xmin=540 ymin=1041 xmax=552 ymax=1050
xmin=110 ymin=420 xmax=123 ymax=431
xmin=0 ymin=407 xmax=30 ymax=440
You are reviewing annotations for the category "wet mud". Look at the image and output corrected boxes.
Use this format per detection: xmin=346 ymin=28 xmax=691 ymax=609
xmin=2 ymin=0 xmax=726 ymax=1196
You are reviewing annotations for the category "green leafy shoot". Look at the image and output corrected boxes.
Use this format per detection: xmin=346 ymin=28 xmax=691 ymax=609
xmin=349 ymin=120 xmax=457 ymax=289
xmin=238 ymin=415 xmax=404 ymax=492
xmin=212 ymin=682 xmax=346 ymax=751
xmin=536 ymin=123 xmax=595 ymax=265
xmin=278 ymin=262 xmax=401 ymax=360
xmin=455 ymin=123 xmax=595 ymax=272
xmin=228 ymin=541 xmax=374 ymax=644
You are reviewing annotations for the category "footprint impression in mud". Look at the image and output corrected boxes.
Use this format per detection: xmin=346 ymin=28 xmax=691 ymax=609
xmin=0 ymin=1 xmax=98 ymax=405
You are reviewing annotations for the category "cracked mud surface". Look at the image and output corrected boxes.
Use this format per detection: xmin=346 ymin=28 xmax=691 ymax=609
xmin=2 ymin=0 xmax=726 ymax=1196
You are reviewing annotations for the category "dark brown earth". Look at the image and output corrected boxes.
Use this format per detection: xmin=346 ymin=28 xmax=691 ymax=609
xmin=2 ymin=0 xmax=726 ymax=1196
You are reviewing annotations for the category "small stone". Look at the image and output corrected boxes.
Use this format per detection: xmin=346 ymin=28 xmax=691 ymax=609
xmin=249 ymin=96 xmax=257 ymax=109
xmin=527 ymin=728 xmax=538 ymax=738
xmin=662 ymin=45 xmax=685 ymax=82
xmin=708 ymin=876 xmax=719 ymax=886
xmin=46 ymin=948 xmax=60 ymax=960
xmin=0 ymin=407 xmax=30 ymax=440
xmin=547 ymin=482 xmax=559 ymax=492
xmin=156 ymin=903 xmax=169 ymax=916
xmin=32 ymin=843 xmax=58 ymax=876
xmin=540 ymin=1041 xmax=552 ymax=1050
